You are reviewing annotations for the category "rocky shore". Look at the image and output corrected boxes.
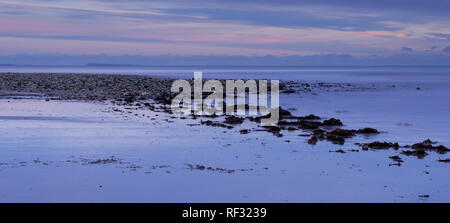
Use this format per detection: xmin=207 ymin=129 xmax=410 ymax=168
xmin=1 ymin=72 xmax=448 ymax=165
xmin=0 ymin=73 xmax=174 ymax=101
xmin=0 ymin=72 xmax=380 ymax=101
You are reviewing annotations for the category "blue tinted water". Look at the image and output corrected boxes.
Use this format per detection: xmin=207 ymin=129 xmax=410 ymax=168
xmin=1 ymin=65 xmax=450 ymax=82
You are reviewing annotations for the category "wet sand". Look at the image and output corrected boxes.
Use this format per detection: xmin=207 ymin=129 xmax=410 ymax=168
xmin=0 ymin=73 xmax=449 ymax=202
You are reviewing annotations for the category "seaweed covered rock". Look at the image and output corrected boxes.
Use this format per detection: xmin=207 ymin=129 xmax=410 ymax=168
xmin=401 ymin=150 xmax=428 ymax=159
xmin=261 ymin=126 xmax=283 ymax=137
xmin=279 ymin=108 xmax=292 ymax=117
xmin=357 ymin=128 xmax=380 ymax=134
xmin=285 ymin=114 xmax=321 ymax=120
xmin=328 ymin=129 xmax=357 ymax=137
xmin=298 ymin=121 xmax=322 ymax=129
xmin=308 ymin=135 xmax=318 ymax=145
xmin=239 ymin=129 xmax=250 ymax=134
xmin=389 ymin=155 xmax=404 ymax=163
xmin=302 ymin=114 xmax=321 ymax=120
xmin=224 ymin=116 xmax=244 ymax=125
xmin=154 ymin=92 xmax=174 ymax=105
xmin=324 ymin=129 xmax=356 ymax=145
xmin=326 ymin=134 xmax=346 ymax=145
xmin=358 ymin=141 xmax=400 ymax=150
xmin=322 ymin=118 xmax=343 ymax=126
xmin=201 ymin=120 xmax=233 ymax=129
xmin=411 ymin=139 xmax=449 ymax=153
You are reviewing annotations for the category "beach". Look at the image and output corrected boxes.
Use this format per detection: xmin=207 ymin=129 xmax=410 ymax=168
xmin=1 ymin=69 xmax=449 ymax=202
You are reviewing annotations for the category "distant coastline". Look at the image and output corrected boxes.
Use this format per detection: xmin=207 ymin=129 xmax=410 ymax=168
xmin=2 ymin=54 xmax=450 ymax=67
xmin=2 ymin=64 xmax=450 ymax=68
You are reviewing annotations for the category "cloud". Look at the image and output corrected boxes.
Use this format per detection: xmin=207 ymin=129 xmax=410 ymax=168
xmin=0 ymin=1 xmax=203 ymax=21
xmin=401 ymin=47 xmax=413 ymax=51
xmin=428 ymin=33 xmax=450 ymax=41
xmin=1 ymin=0 xmax=450 ymax=56
xmin=1 ymin=0 xmax=443 ymax=32
xmin=443 ymin=46 xmax=450 ymax=53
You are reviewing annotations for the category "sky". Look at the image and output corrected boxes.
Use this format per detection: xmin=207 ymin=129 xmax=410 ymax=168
xmin=1 ymin=0 xmax=450 ymax=65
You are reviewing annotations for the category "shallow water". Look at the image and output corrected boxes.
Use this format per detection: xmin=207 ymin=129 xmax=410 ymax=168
xmin=282 ymin=87 xmax=450 ymax=146
xmin=0 ymin=83 xmax=449 ymax=202
xmin=2 ymin=65 xmax=450 ymax=82
xmin=0 ymin=66 xmax=449 ymax=202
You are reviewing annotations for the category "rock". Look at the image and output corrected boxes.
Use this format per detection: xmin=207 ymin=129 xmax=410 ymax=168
xmin=401 ymin=150 xmax=428 ymax=159
xmin=359 ymin=141 xmax=400 ymax=150
xmin=325 ymin=129 xmax=357 ymax=144
xmin=326 ymin=134 xmax=345 ymax=145
xmin=201 ymin=120 xmax=233 ymax=129
xmin=322 ymin=118 xmax=343 ymax=126
xmin=298 ymin=134 xmax=311 ymax=137
xmin=261 ymin=126 xmax=283 ymax=137
xmin=330 ymin=149 xmax=346 ymax=153
xmin=240 ymin=129 xmax=250 ymax=134
xmin=299 ymin=121 xmax=322 ymax=129
xmin=195 ymin=165 xmax=206 ymax=170
xmin=279 ymin=108 xmax=292 ymax=117
xmin=308 ymin=135 xmax=318 ymax=145
xmin=389 ymin=155 xmax=404 ymax=163
xmin=357 ymin=128 xmax=379 ymax=134
xmin=412 ymin=139 xmax=435 ymax=149
xmin=328 ymin=129 xmax=356 ymax=137
xmin=277 ymin=120 xmax=299 ymax=126
xmin=224 ymin=116 xmax=244 ymax=125
xmin=281 ymin=89 xmax=296 ymax=93
xmin=302 ymin=114 xmax=321 ymax=120
xmin=411 ymin=139 xmax=449 ymax=153
xmin=282 ymin=114 xmax=321 ymax=120
xmin=438 ymin=158 xmax=450 ymax=163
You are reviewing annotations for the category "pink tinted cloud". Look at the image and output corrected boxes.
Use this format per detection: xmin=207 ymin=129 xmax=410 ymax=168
xmin=0 ymin=36 xmax=299 ymax=56
xmin=0 ymin=17 xmax=79 ymax=34
xmin=0 ymin=1 xmax=166 ymax=17
xmin=0 ymin=1 xmax=436 ymax=56
xmin=162 ymin=34 xmax=291 ymax=44
xmin=0 ymin=16 xmax=124 ymax=38
xmin=354 ymin=31 xmax=407 ymax=39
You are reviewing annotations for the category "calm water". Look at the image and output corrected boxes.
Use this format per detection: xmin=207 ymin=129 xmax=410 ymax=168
xmin=1 ymin=65 xmax=450 ymax=202
xmin=1 ymin=65 xmax=450 ymax=83
xmin=1 ymin=98 xmax=449 ymax=202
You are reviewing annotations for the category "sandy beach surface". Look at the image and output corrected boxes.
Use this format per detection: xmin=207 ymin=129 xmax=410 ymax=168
xmin=0 ymin=69 xmax=449 ymax=202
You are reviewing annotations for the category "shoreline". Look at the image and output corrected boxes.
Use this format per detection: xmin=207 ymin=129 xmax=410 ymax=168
xmin=0 ymin=97 xmax=449 ymax=202
xmin=0 ymin=72 xmax=408 ymax=101
xmin=1 ymin=72 xmax=448 ymax=163
xmin=1 ymin=72 xmax=450 ymax=202
xmin=0 ymin=72 xmax=176 ymax=101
